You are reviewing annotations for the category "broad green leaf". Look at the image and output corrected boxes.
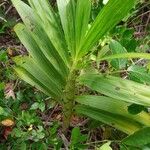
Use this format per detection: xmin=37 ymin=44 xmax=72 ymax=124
xmin=75 ymin=105 xmax=142 ymax=135
xmin=128 ymin=104 xmax=146 ymax=115
xmin=14 ymin=56 xmax=64 ymax=89
xmin=97 ymin=141 xmax=112 ymax=150
xmin=122 ymin=127 xmax=150 ymax=147
xmin=70 ymin=127 xmax=81 ymax=145
xmin=70 ymin=127 xmax=87 ymax=149
xmin=78 ymin=0 xmax=136 ymax=58
xmin=109 ymin=40 xmax=127 ymax=69
xmin=12 ymin=128 xmax=22 ymax=138
xmin=121 ymin=38 xmax=137 ymax=52
xmin=38 ymin=102 xmax=45 ymax=112
xmin=76 ymin=95 xmax=150 ymax=126
xmin=30 ymin=102 xmax=39 ymax=110
xmin=39 ymin=143 xmax=47 ymax=150
xmin=122 ymin=28 xmax=134 ymax=39
xmin=128 ymin=65 xmax=150 ymax=84
xmin=120 ymin=28 xmax=137 ymax=52
xmin=79 ymin=74 xmax=150 ymax=106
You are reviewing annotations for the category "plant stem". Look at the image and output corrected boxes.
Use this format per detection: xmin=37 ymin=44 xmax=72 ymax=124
xmin=62 ymin=68 xmax=76 ymax=132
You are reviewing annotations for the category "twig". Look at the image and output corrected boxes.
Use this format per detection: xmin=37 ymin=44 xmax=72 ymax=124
xmin=130 ymin=10 xmax=150 ymax=23
xmin=0 ymin=2 xmax=6 ymax=7
xmin=5 ymin=5 xmax=13 ymax=15
xmin=44 ymin=104 xmax=59 ymax=127
xmin=59 ymin=130 xmax=69 ymax=150
xmin=0 ymin=16 xmax=7 ymax=22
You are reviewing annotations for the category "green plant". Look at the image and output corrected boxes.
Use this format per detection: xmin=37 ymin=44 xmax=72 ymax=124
xmin=0 ymin=7 xmax=16 ymax=35
xmin=70 ymin=127 xmax=88 ymax=150
xmin=11 ymin=0 xmax=150 ymax=135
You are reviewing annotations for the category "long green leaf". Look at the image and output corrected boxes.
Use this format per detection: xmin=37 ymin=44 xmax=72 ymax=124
xmin=14 ymin=57 xmax=63 ymax=97
xmin=79 ymin=74 xmax=150 ymax=106
xmin=28 ymin=0 xmax=70 ymax=68
xmin=99 ymin=53 xmax=150 ymax=61
xmin=57 ymin=0 xmax=76 ymax=57
xmin=75 ymin=0 xmax=91 ymax=53
xmin=14 ymin=23 xmax=65 ymax=87
xmin=75 ymin=105 xmax=142 ymax=135
xmin=78 ymin=0 xmax=136 ymax=58
xmin=57 ymin=0 xmax=91 ymax=58
xmin=12 ymin=0 xmax=70 ymax=71
xmin=14 ymin=67 xmax=59 ymax=98
xmin=76 ymin=95 xmax=150 ymax=126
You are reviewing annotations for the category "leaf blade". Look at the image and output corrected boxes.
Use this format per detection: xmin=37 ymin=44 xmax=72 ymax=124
xmin=78 ymin=0 xmax=136 ymax=58
xmin=75 ymin=105 xmax=142 ymax=135
xmin=122 ymin=127 xmax=150 ymax=147
xmin=79 ymin=74 xmax=150 ymax=106
xmin=109 ymin=40 xmax=127 ymax=69
xmin=76 ymin=95 xmax=150 ymax=126
xmin=14 ymin=23 xmax=65 ymax=87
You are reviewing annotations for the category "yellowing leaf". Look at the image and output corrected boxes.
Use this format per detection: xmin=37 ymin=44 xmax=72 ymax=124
xmin=1 ymin=119 xmax=15 ymax=127
xmin=97 ymin=141 xmax=112 ymax=150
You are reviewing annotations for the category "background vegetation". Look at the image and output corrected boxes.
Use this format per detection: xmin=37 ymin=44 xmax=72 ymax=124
xmin=0 ymin=0 xmax=150 ymax=149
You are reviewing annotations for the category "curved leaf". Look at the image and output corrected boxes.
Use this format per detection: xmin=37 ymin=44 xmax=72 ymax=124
xmin=122 ymin=127 xmax=150 ymax=147
xmin=12 ymin=0 xmax=70 ymax=70
xmin=76 ymin=95 xmax=150 ymax=126
xmin=14 ymin=24 xmax=65 ymax=87
xmin=14 ymin=57 xmax=63 ymax=97
xmin=79 ymin=74 xmax=150 ymax=106
xmin=14 ymin=67 xmax=58 ymax=98
xmin=75 ymin=105 xmax=142 ymax=135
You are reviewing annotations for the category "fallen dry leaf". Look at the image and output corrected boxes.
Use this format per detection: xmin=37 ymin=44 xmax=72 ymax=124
xmin=56 ymin=114 xmax=62 ymax=121
xmin=1 ymin=119 xmax=15 ymax=127
xmin=3 ymin=127 xmax=13 ymax=139
xmin=7 ymin=48 xmax=17 ymax=57
xmin=5 ymin=83 xmax=16 ymax=100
